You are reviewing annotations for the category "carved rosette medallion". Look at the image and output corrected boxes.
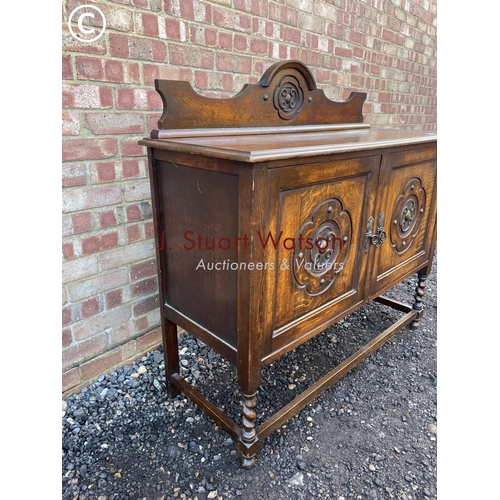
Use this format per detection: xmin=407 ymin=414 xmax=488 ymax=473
xmin=293 ymin=198 xmax=352 ymax=295
xmin=273 ymin=75 xmax=304 ymax=120
xmin=390 ymin=178 xmax=426 ymax=253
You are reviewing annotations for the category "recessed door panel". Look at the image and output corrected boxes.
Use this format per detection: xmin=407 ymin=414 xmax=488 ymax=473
xmin=266 ymin=156 xmax=380 ymax=354
xmin=369 ymin=146 xmax=437 ymax=294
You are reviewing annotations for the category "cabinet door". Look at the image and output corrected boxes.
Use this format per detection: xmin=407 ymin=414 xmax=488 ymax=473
xmin=264 ymin=155 xmax=380 ymax=359
xmin=368 ymin=144 xmax=437 ymax=296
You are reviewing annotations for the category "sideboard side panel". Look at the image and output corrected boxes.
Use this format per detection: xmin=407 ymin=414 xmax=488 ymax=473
xmin=158 ymin=160 xmax=239 ymax=350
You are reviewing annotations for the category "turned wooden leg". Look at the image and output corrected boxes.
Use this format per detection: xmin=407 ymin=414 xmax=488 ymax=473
xmin=163 ymin=318 xmax=181 ymax=397
xmin=238 ymin=391 xmax=259 ymax=469
xmin=410 ymin=270 xmax=428 ymax=329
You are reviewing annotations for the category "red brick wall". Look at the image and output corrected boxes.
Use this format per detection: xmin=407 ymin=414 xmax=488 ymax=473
xmin=62 ymin=0 xmax=437 ymax=396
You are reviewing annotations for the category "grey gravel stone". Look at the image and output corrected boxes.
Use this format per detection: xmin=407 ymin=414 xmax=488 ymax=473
xmin=72 ymin=408 xmax=88 ymax=422
xmin=62 ymin=253 xmax=437 ymax=500
xmin=166 ymin=445 xmax=182 ymax=458
xmin=297 ymin=460 xmax=307 ymax=470
xmin=287 ymin=472 xmax=304 ymax=486
xmin=153 ymin=351 xmax=164 ymax=364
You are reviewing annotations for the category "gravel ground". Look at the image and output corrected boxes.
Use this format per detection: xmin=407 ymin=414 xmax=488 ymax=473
xmin=62 ymin=255 xmax=437 ymax=500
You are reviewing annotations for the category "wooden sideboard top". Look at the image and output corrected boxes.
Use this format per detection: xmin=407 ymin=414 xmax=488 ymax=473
xmin=139 ymin=126 xmax=437 ymax=163
xmin=141 ymin=60 xmax=436 ymax=162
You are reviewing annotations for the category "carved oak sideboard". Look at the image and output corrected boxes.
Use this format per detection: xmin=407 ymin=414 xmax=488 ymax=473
xmin=139 ymin=60 xmax=437 ymax=468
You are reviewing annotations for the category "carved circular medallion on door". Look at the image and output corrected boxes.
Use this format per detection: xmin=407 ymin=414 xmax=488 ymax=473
xmin=293 ymin=198 xmax=352 ymax=295
xmin=390 ymin=178 xmax=426 ymax=253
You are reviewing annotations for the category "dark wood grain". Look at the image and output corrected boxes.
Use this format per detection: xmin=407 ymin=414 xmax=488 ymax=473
xmin=153 ymin=123 xmax=370 ymax=140
xmin=147 ymin=148 xmax=181 ymax=398
xmin=368 ymin=144 xmax=437 ymax=295
xmin=410 ymin=269 xmax=428 ymax=329
xmin=373 ymin=295 xmax=412 ymax=312
xmin=267 ymin=155 xmax=380 ymax=354
xmin=140 ymin=60 xmax=437 ymax=469
xmin=154 ymin=60 xmax=366 ymax=131
xmin=140 ymin=127 xmax=437 ymax=163
xmin=159 ymin=160 xmax=239 ymax=349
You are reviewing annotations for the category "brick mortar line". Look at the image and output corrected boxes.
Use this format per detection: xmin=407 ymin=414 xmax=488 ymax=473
xmin=63 ymin=48 xmax=437 ymax=72
xmin=62 ymin=341 xmax=165 ymax=398
xmin=63 ymin=249 xmax=156 ymax=274
xmin=62 ymin=294 xmax=155 ymax=323
xmin=63 ymin=20 xmax=437 ymax=55
xmin=61 ymin=80 xmax=438 ymax=95
xmin=62 ymin=228 xmax=154 ymax=252
xmin=62 ymin=208 xmax=152 ymax=222
xmin=62 ymin=223 xmax=151 ymax=239
xmin=61 ymin=80 xmax=438 ymax=105
xmin=61 ymin=89 xmax=438 ymax=103
xmin=63 ymin=306 xmax=160 ymax=347
xmin=61 ymin=230 xmax=153 ymax=247
xmin=62 ymin=323 xmax=163 ymax=374
xmin=62 ymin=130 xmax=152 ymax=143
xmin=61 ymin=184 xmax=125 ymax=199
xmin=61 ymin=159 xmax=149 ymax=174
xmin=67 ymin=240 xmax=156 ymax=272
xmin=63 ymin=10 xmax=436 ymax=46
xmin=63 ymin=290 xmax=159 ymax=323
xmin=62 ymin=49 xmax=437 ymax=70
xmin=61 ymin=172 xmax=150 ymax=187
xmin=62 ymin=266 xmax=157 ymax=297
xmin=63 ymin=0 xmax=436 ymax=33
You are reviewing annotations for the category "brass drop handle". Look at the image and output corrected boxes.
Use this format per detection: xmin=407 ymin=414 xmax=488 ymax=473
xmin=377 ymin=212 xmax=387 ymax=244
xmin=365 ymin=213 xmax=387 ymax=252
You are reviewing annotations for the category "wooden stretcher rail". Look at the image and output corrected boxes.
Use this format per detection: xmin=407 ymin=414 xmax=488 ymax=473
xmin=172 ymin=373 xmax=241 ymax=440
xmin=373 ymin=295 xmax=413 ymax=313
xmin=257 ymin=309 xmax=417 ymax=440
xmin=171 ymin=305 xmax=417 ymax=446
